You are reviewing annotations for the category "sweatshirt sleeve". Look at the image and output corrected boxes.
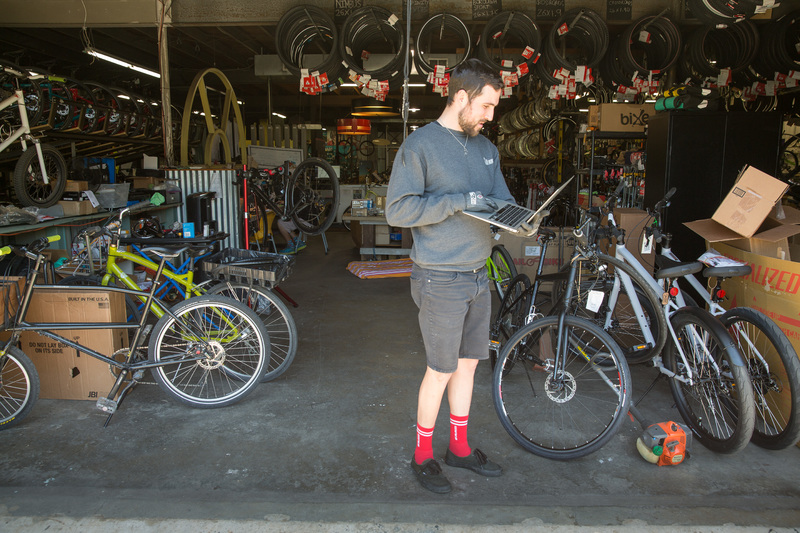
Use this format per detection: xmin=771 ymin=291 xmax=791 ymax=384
xmin=385 ymin=144 xmax=467 ymax=228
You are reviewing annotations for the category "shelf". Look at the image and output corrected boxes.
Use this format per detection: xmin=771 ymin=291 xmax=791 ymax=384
xmin=0 ymin=202 xmax=182 ymax=236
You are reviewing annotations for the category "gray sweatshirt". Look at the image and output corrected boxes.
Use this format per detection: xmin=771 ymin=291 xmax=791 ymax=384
xmin=386 ymin=121 xmax=514 ymax=271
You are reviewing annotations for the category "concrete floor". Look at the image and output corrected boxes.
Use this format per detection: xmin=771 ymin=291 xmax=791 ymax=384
xmin=1 ymin=230 xmax=799 ymax=532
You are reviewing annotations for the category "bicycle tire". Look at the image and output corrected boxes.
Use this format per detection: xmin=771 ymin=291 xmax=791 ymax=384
xmin=553 ymin=252 xmax=668 ymax=365
xmin=492 ymin=315 xmax=631 ymax=460
xmin=12 ymin=144 xmax=68 ymax=208
xmin=206 ymin=282 xmax=298 ymax=383
xmin=664 ymin=307 xmax=755 ymax=454
xmin=0 ymin=343 xmax=39 ymax=431
xmin=490 ymin=273 xmax=532 ymax=369
xmin=721 ymin=307 xmax=800 ymax=450
xmin=288 ymin=157 xmax=340 ymax=235
xmin=489 ymin=244 xmax=517 ymax=300
xmin=148 ymin=296 xmax=268 ymax=408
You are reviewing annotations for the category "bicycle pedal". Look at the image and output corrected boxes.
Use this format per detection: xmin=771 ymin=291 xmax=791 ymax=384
xmin=96 ymin=397 xmax=117 ymax=414
xmin=489 ymin=339 xmax=501 ymax=351
xmin=132 ymin=370 xmax=145 ymax=380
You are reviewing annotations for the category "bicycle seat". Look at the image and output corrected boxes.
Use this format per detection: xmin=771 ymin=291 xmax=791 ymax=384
xmin=538 ymin=227 xmax=557 ymax=240
xmin=654 ymin=255 xmax=704 ymax=279
xmin=141 ymin=245 xmax=191 ymax=259
xmin=703 ymin=264 xmax=752 ymax=278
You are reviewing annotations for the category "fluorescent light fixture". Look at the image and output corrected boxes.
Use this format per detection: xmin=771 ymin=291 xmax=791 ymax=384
xmin=272 ymin=112 xmax=286 ymax=119
xmin=409 ymin=107 xmax=420 ymax=112
xmin=579 ymin=108 xmax=589 ymax=112
xmin=85 ymin=47 xmax=160 ymax=78
xmin=341 ymin=83 xmax=358 ymax=87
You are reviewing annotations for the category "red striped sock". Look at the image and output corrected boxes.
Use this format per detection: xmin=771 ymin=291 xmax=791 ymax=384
xmin=414 ymin=424 xmax=434 ymax=464
xmin=449 ymin=414 xmax=471 ymax=457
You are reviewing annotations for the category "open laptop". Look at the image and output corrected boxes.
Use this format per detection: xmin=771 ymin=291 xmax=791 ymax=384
xmin=463 ymin=176 xmax=574 ymax=233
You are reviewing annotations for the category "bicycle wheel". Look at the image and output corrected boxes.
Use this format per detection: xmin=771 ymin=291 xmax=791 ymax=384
xmin=721 ymin=307 xmax=800 ymax=450
xmin=489 ymin=244 xmax=517 ymax=300
xmin=554 ymin=252 xmax=668 ymax=365
xmin=493 ymin=315 xmax=631 ymax=460
xmin=12 ymin=144 xmax=68 ymax=208
xmin=206 ymin=282 xmax=298 ymax=382
xmin=664 ymin=307 xmax=755 ymax=454
xmin=0 ymin=344 xmax=39 ymax=430
xmin=148 ymin=296 xmax=268 ymax=408
xmin=490 ymin=273 xmax=532 ymax=369
xmin=288 ymin=157 xmax=340 ymax=235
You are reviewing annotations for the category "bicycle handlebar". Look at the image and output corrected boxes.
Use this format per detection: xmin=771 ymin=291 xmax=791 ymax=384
xmin=653 ymin=187 xmax=676 ymax=214
xmin=0 ymin=234 xmax=61 ymax=258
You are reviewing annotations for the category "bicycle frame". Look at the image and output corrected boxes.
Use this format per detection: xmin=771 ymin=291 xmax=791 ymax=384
xmin=601 ymin=210 xmax=742 ymax=384
xmin=100 ymin=242 xmax=212 ymax=319
xmin=248 ymin=166 xmax=304 ymax=223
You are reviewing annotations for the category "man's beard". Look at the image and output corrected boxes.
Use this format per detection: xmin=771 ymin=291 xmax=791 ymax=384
xmin=457 ymin=108 xmax=483 ymax=138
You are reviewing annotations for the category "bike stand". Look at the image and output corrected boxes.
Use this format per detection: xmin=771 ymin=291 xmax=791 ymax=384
xmin=274 ymin=286 xmax=299 ymax=308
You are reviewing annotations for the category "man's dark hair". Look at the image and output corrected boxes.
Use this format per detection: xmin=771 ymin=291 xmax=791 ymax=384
xmin=446 ymin=58 xmax=503 ymax=105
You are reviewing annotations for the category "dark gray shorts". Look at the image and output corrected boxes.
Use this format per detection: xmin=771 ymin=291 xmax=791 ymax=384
xmin=409 ymin=263 xmax=491 ymax=373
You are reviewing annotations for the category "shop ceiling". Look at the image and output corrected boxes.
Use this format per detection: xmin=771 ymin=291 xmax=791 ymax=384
xmin=0 ymin=0 xmax=792 ymax=130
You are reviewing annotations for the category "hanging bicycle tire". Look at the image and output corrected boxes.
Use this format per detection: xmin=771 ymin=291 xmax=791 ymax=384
xmin=414 ymin=13 xmax=472 ymax=76
xmin=275 ymin=5 xmax=344 ymax=90
xmin=477 ymin=11 xmax=541 ymax=73
xmin=339 ymin=6 xmax=405 ymax=89
xmin=544 ymin=8 xmax=609 ymax=74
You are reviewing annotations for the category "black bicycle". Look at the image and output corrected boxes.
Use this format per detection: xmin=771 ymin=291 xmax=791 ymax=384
xmin=241 ymin=157 xmax=340 ymax=250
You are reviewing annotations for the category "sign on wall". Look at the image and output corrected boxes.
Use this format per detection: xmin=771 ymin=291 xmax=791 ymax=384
xmin=536 ymin=0 xmax=565 ymax=21
xmin=334 ymin=0 xmax=363 ymax=24
xmin=473 ymin=0 xmax=501 ymax=21
xmin=607 ymin=0 xmax=633 ymax=21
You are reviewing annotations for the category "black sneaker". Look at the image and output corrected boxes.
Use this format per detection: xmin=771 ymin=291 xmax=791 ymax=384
xmin=445 ymin=448 xmax=502 ymax=477
xmin=410 ymin=457 xmax=452 ymax=494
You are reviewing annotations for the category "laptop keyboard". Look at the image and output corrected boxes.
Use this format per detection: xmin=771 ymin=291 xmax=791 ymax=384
xmin=489 ymin=204 xmax=532 ymax=228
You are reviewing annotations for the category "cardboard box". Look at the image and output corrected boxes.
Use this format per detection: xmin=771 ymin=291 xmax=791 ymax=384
xmin=375 ymin=225 xmax=391 ymax=246
xmin=20 ymin=289 xmax=127 ymax=401
xmin=714 ymin=241 xmax=800 ymax=370
xmin=64 ymin=180 xmax=89 ymax=193
xmin=588 ymin=103 xmax=655 ymax=133
xmin=58 ymin=200 xmax=96 ymax=216
xmin=131 ymin=176 xmax=163 ymax=189
xmin=495 ymin=228 xmax=577 ymax=286
xmin=0 ymin=277 xmax=25 ymax=341
xmin=685 ymin=166 xmax=800 ymax=259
